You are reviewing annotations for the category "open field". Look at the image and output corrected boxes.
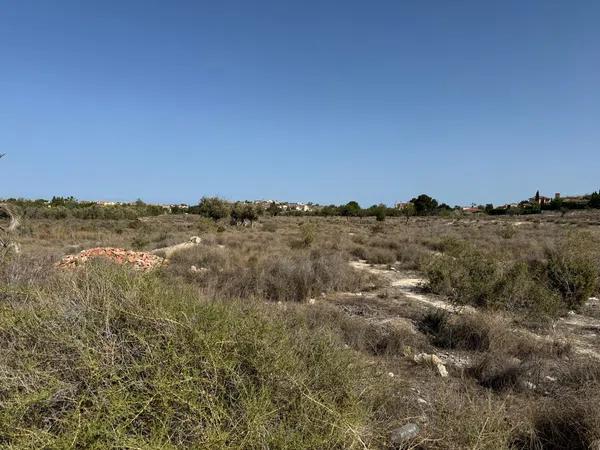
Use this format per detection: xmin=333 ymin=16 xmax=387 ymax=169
xmin=1 ymin=211 xmax=600 ymax=448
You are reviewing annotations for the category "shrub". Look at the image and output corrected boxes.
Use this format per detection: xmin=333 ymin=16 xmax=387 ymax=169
xmin=291 ymin=223 xmax=316 ymax=249
xmin=394 ymin=242 xmax=428 ymax=270
xmin=418 ymin=311 xmax=490 ymax=351
xmin=425 ymin=242 xmax=565 ymax=318
xmin=545 ymin=234 xmax=599 ymax=310
xmin=0 ymin=264 xmax=379 ymax=448
xmin=196 ymin=217 xmax=218 ymax=233
xmin=515 ymin=392 xmax=600 ymax=450
xmin=197 ymin=196 xmax=230 ymax=221
xmin=497 ymin=225 xmax=517 ymax=239
xmin=131 ymin=235 xmax=149 ymax=250
xmin=350 ymin=246 xmax=368 ymax=260
xmin=425 ymin=245 xmax=501 ymax=307
xmin=364 ymin=248 xmax=396 ymax=265
xmin=493 ymin=261 xmax=562 ymax=318
xmin=468 ymin=354 xmax=526 ymax=391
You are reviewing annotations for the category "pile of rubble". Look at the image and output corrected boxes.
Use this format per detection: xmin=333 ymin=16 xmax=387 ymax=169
xmin=56 ymin=247 xmax=165 ymax=271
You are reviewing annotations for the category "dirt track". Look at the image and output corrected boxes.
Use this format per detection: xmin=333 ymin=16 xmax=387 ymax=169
xmin=348 ymin=260 xmax=600 ymax=360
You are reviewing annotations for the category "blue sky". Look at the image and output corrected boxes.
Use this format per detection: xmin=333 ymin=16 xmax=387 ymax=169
xmin=1 ymin=1 xmax=598 ymax=207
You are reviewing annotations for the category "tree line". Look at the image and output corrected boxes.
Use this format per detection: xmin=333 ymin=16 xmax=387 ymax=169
xmin=186 ymin=194 xmax=452 ymax=223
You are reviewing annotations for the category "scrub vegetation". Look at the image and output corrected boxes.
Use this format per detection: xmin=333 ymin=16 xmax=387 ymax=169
xmin=1 ymin=208 xmax=600 ymax=448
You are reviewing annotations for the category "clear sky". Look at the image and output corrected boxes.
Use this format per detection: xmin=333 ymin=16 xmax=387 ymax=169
xmin=1 ymin=1 xmax=598 ymax=207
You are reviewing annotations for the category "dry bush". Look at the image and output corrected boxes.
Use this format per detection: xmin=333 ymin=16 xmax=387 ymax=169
xmin=514 ymin=391 xmax=600 ymax=450
xmin=492 ymin=261 xmax=562 ymax=319
xmin=363 ymin=248 xmax=396 ymax=265
xmin=170 ymin=246 xmax=365 ymax=302
xmin=343 ymin=320 xmax=416 ymax=356
xmin=416 ymin=310 xmax=558 ymax=357
xmin=418 ymin=310 xmax=492 ymax=351
xmin=350 ymin=245 xmax=368 ymax=260
xmin=467 ymin=353 xmax=528 ymax=391
xmin=545 ymin=233 xmax=600 ymax=310
xmin=290 ymin=303 xmax=426 ymax=357
xmin=419 ymin=310 xmax=570 ymax=392
xmin=419 ymin=381 xmax=523 ymax=449
xmin=394 ymin=241 xmax=429 ymax=269
xmin=289 ymin=223 xmax=317 ymax=249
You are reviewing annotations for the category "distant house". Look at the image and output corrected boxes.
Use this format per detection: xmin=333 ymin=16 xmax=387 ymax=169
xmin=395 ymin=202 xmax=409 ymax=209
xmin=529 ymin=195 xmax=552 ymax=206
xmin=97 ymin=200 xmax=117 ymax=207
xmin=288 ymin=203 xmax=311 ymax=212
xmin=462 ymin=207 xmax=482 ymax=214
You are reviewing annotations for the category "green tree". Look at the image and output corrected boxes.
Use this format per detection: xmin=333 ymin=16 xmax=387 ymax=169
xmin=242 ymin=204 xmax=258 ymax=226
xmin=410 ymin=194 xmax=438 ymax=215
xmin=198 ymin=197 xmax=230 ymax=221
xmin=589 ymin=191 xmax=600 ymax=209
xmin=340 ymin=201 xmax=361 ymax=217
xmin=230 ymin=203 xmax=258 ymax=226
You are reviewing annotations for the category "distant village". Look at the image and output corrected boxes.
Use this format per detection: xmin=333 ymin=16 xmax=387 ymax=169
xmin=94 ymin=191 xmax=596 ymax=214
xmin=3 ymin=190 xmax=600 ymax=219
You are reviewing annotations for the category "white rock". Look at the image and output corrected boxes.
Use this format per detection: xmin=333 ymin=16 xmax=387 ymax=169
xmin=190 ymin=265 xmax=208 ymax=274
xmin=413 ymin=353 xmax=449 ymax=377
xmin=436 ymin=363 xmax=448 ymax=378
xmin=390 ymin=423 xmax=420 ymax=445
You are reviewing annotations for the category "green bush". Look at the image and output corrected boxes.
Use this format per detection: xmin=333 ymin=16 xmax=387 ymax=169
xmin=425 ymin=245 xmax=501 ymax=307
xmin=493 ymin=261 xmax=562 ymax=318
xmin=425 ymin=243 xmax=562 ymax=317
xmin=0 ymin=264 xmax=378 ymax=448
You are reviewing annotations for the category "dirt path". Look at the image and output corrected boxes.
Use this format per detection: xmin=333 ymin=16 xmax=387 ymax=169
xmin=349 ymin=260 xmax=600 ymax=360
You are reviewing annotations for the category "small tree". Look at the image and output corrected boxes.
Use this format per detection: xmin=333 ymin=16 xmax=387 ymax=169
xmin=198 ymin=197 xmax=230 ymax=221
xmin=230 ymin=203 xmax=258 ymax=226
xmin=401 ymin=203 xmax=416 ymax=223
xmin=241 ymin=204 xmax=258 ymax=226
xmin=410 ymin=194 xmax=439 ymax=216
xmin=340 ymin=201 xmax=361 ymax=217
xmin=267 ymin=202 xmax=281 ymax=216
